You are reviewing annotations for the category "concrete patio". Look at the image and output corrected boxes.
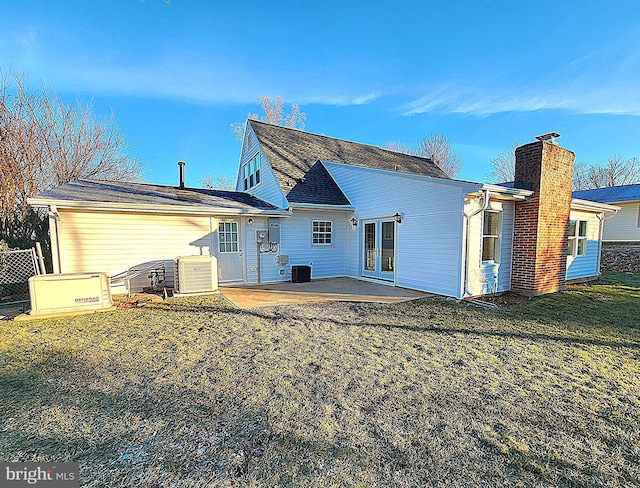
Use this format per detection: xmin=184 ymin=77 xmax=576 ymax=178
xmin=219 ymin=277 xmax=430 ymax=308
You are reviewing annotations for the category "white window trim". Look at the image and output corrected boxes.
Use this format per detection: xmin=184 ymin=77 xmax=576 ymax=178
xmin=568 ymin=219 xmax=587 ymax=257
xmin=311 ymin=220 xmax=333 ymax=246
xmin=481 ymin=209 xmax=502 ymax=265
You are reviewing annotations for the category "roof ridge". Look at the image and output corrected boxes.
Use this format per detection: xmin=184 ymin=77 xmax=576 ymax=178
xmin=249 ymin=119 xmax=436 ymax=165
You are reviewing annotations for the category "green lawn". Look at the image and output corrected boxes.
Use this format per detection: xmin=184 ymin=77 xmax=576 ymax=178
xmin=1 ymin=273 xmax=639 ymax=487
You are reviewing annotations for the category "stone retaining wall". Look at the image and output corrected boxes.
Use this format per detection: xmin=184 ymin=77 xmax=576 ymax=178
xmin=600 ymin=243 xmax=640 ymax=273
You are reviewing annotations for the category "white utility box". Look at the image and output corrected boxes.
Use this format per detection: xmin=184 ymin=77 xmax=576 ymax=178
xmin=29 ymin=273 xmax=113 ymax=316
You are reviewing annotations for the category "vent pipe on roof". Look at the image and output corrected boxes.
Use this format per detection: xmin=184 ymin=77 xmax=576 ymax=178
xmin=178 ymin=161 xmax=186 ymax=189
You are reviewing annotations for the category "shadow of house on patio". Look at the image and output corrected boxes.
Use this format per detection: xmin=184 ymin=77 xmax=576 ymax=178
xmin=219 ymin=277 xmax=430 ymax=309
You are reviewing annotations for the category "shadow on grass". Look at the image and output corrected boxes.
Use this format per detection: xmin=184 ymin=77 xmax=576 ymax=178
xmin=0 ymin=351 xmax=368 ymax=487
xmin=154 ymin=298 xmax=640 ymax=351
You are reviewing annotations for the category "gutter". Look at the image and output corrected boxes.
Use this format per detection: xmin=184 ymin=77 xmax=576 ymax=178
xmin=570 ymin=198 xmax=620 ymax=213
xmin=27 ymin=198 xmax=291 ymax=217
xmin=462 ymin=189 xmax=491 ymax=297
xmin=480 ymin=184 xmax=533 ymax=200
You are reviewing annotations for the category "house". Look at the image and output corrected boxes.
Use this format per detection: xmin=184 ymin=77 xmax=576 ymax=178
xmin=28 ymin=121 xmax=619 ymax=298
xmin=573 ymin=184 xmax=640 ymax=243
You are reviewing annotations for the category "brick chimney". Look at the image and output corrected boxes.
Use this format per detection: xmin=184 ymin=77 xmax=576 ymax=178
xmin=511 ymin=135 xmax=575 ymax=296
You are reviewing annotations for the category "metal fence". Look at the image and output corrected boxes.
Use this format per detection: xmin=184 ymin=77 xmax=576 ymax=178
xmin=0 ymin=248 xmax=39 ymax=307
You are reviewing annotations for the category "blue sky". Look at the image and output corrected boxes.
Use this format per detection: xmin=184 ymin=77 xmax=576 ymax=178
xmin=3 ymin=1 xmax=640 ymax=187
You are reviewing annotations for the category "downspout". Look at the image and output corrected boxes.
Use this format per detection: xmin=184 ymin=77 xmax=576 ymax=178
xmin=49 ymin=205 xmax=62 ymax=274
xmin=463 ymin=189 xmax=490 ymax=297
xmin=596 ymin=209 xmax=619 ymax=275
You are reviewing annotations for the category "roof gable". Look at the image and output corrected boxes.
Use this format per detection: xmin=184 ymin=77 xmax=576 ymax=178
xmin=286 ymin=162 xmax=350 ymax=205
xmin=248 ymin=120 xmax=448 ymax=204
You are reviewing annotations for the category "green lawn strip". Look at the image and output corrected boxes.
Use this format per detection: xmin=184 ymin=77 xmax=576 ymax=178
xmin=0 ymin=275 xmax=638 ymax=487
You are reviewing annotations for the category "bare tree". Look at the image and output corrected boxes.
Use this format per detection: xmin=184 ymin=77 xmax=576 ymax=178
xmin=485 ymin=141 xmax=520 ymax=183
xmin=384 ymin=141 xmax=412 ymax=155
xmin=0 ymin=73 xmax=145 ymax=265
xmin=413 ymin=133 xmax=463 ymax=177
xmin=199 ymin=174 xmax=236 ymax=190
xmin=572 ymin=161 xmax=590 ymax=191
xmin=230 ymin=96 xmax=307 ymax=140
xmin=575 ymin=154 xmax=640 ymax=189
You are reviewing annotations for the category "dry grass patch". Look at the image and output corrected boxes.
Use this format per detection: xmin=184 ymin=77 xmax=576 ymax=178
xmin=1 ymin=274 xmax=639 ymax=487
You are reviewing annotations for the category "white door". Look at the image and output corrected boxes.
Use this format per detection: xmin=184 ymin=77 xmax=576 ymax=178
xmin=362 ymin=218 xmax=396 ymax=281
xmin=216 ymin=220 xmax=244 ymax=282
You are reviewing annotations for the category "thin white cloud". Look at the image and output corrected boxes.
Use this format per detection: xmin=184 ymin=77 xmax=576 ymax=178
xmin=402 ymin=34 xmax=640 ymax=117
xmin=402 ymin=81 xmax=640 ymax=117
xmin=0 ymin=29 xmax=381 ymax=108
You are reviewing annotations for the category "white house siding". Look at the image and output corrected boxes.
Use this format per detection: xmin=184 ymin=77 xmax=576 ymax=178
xmin=54 ymin=209 xmax=222 ymax=293
xmin=566 ymin=209 xmax=602 ymax=281
xmin=242 ymin=211 xmax=349 ymax=284
xmin=323 ymin=162 xmax=479 ymax=298
xmin=602 ymin=202 xmax=640 ymax=242
xmin=464 ymin=199 xmax=515 ymax=296
xmin=236 ymin=125 xmax=288 ymax=209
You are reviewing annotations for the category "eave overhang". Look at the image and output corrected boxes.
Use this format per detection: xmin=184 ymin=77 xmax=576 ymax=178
xmin=27 ymin=198 xmax=291 ymax=217
xmin=475 ymin=184 xmax=535 ymax=201
xmin=570 ymin=198 xmax=620 ymax=213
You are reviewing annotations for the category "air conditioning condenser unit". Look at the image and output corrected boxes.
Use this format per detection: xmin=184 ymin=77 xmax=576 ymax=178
xmin=28 ymin=273 xmax=113 ymax=316
xmin=174 ymin=256 xmax=218 ymax=295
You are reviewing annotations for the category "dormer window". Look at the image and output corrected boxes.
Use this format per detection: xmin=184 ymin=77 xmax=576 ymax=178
xmin=243 ymin=154 xmax=261 ymax=190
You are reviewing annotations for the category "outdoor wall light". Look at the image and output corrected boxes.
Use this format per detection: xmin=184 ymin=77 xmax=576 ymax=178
xmin=393 ymin=212 xmax=403 ymax=224
xmin=350 ymin=217 xmax=358 ymax=228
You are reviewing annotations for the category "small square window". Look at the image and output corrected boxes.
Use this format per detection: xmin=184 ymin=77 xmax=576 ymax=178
xmin=312 ymin=221 xmax=332 ymax=245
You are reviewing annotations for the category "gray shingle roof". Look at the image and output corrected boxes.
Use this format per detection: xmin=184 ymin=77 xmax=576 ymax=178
xmin=249 ymin=120 xmax=448 ymax=205
xmin=31 ymin=179 xmax=282 ymax=212
xmin=572 ymin=184 xmax=640 ymax=203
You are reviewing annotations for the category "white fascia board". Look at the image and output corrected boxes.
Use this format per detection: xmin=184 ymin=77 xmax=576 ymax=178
xmin=288 ymin=202 xmax=356 ymax=212
xmin=478 ymin=184 xmax=534 ymax=200
xmin=27 ymin=198 xmax=291 ymax=217
xmin=570 ymin=198 xmax=620 ymax=213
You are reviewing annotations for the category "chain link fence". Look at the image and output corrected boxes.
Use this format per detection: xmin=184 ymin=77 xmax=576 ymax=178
xmin=0 ymin=248 xmax=39 ymax=309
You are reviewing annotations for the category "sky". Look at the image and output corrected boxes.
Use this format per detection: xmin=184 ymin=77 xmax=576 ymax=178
xmin=3 ymin=1 xmax=640 ymax=187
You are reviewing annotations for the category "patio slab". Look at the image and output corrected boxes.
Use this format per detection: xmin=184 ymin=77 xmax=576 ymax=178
xmin=219 ymin=277 xmax=430 ymax=308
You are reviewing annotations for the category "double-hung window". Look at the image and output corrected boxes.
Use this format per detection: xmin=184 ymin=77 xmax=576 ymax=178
xmin=568 ymin=220 xmax=587 ymax=257
xmin=312 ymin=220 xmax=332 ymax=245
xmin=482 ymin=210 xmax=501 ymax=263
xmin=243 ymin=154 xmax=261 ymax=190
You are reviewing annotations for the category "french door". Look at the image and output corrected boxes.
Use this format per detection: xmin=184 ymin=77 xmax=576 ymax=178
xmin=362 ymin=218 xmax=396 ymax=281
